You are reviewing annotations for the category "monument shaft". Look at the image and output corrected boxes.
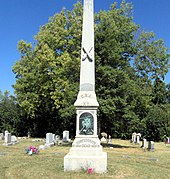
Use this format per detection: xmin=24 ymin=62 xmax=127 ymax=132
xmin=80 ymin=0 xmax=95 ymax=91
xmin=74 ymin=0 xmax=98 ymax=107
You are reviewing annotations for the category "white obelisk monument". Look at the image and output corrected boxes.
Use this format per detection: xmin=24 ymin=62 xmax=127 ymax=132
xmin=64 ymin=0 xmax=107 ymax=173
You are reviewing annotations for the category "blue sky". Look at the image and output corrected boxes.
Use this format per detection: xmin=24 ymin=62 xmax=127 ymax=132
xmin=0 ymin=0 xmax=170 ymax=94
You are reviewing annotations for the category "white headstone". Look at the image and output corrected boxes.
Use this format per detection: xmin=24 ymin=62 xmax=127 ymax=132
xmin=108 ymin=135 xmax=112 ymax=144
xmin=132 ymin=132 xmax=137 ymax=143
xmin=151 ymin=141 xmax=154 ymax=151
xmin=45 ymin=133 xmax=54 ymax=146
xmin=4 ymin=130 xmax=8 ymax=138
xmin=136 ymin=133 xmax=141 ymax=144
xmin=101 ymin=136 xmax=107 ymax=142
xmin=63 ymin=131 xmax=69 ymax=142
xmin=142 ymin=139 xmax=147 ymax=149
xmin=52 ymin=134 xmax=55 ymax=142
xmin=11 ymin=135 xmax=17 ymax=143
xmin=5 ymin=133 xmax=11 ymax=144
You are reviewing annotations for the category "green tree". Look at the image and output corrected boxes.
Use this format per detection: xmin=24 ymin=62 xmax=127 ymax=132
xmin=166 ymin=84 xmax=170 ymax=103
xmin=134 ymin=31 xmax=170 ymax=81
xmin=143 ymin=104 xmax=170 ymax=141
xmin=0 ymin=91 xmax=20 ymax=134
xmin=152 ymin=77 xmax=167 ymax=104
xmin=13 ymin=1 xmax=170 ymax=139
xmin=13 ymin=3 xmax=83 ymax=137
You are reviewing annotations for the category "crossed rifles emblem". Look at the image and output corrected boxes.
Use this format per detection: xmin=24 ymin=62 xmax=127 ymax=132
xmin=82 ymin=47 xmax=93 ymax=62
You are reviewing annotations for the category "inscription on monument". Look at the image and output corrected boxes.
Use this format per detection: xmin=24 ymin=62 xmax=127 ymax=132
xmin=73 ymin=138 xmax=100 ymax=148
xmin=81 ymin=93 xmax=92 ymax=98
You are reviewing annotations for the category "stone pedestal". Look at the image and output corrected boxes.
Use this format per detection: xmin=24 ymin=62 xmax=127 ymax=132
xmin=64 ymin=137 xmax=107 ymax=173
xmin=64 ymin=106 xmax=107 ymax=173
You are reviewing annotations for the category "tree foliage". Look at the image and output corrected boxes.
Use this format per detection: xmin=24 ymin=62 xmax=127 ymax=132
xmin=0 ymin=91 xmax=20 ymax=134
xmin=11 ymin=1 xmax=170 ymax=140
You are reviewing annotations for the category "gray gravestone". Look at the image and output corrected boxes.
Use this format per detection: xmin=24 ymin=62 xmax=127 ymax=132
xmin=4 ymin=132 xmax=12 ymax=146
xmin=166 ymin=137 xmax=170 ymax=145
xmin=0 ymin=133 xmax=4 ymax=140
xmin=148 ymin=141 xmax=154 ymax=151
xmin=27 ymin=131 xmax=31 ymax=138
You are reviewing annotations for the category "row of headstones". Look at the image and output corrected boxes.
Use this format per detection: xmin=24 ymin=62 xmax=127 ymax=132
xmin=131 ymin=132 xmax=141 ymax=144
xmin=100 ymin=134 xmax=112 ymax=144
xmin=131 ymin=133 xmax=154 ymax=151
xmin=141 ymin=139 xmax=154 ymax=151
xmin=0 ymin=130 xmax=18 ymax=146
xmin=39 ymin=131 xmax=70 ymax=150
xmin=46 ymin=130 xmax=70 ymax=144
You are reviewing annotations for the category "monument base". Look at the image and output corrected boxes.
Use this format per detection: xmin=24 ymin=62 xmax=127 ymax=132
xmin=64 ymin=137 xmax=107 ymax=173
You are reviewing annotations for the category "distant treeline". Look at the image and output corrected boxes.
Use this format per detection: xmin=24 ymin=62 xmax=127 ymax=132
xmin=1 ymin=1 xmax=170 ymax=141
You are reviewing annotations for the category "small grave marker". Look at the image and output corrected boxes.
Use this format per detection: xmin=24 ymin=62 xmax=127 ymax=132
xmin=108 ymin=135 xmax=112 ymax=145
xmin=45 ymin=133 xmax=54 ymax=146
xmin=63 ymin=131 xmax=69 ymax=142
xmin=3 ymin=132 xmax=12 ymax=146
xmin=132 ymin=132 xmax=137 ymax=143
xmin=148 ymin=141 xmax=154 ymax=151
xmin=136 ymin=133 xmax=141 ymax=144
xmin=141 ymin=139 xmax=147 ymax=151
xmin=165 ymin=137 xmax=170 ymax=146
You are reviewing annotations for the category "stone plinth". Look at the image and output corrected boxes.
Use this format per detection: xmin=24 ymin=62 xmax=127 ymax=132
xmin=64 ymin=137 xmax=107 ymax=173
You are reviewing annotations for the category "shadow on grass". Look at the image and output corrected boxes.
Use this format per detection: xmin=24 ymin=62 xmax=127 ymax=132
xmin=59 ymin=142 xmax=137 ymax=149
xmin=101 ymin=143 xmax=136 ymax=148
xmin=59 ymin=142 xmax=73 ymax=147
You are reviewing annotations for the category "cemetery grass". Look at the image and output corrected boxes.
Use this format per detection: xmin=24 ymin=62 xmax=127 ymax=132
xmin=0 ymin=139 xmax=170 ymax=179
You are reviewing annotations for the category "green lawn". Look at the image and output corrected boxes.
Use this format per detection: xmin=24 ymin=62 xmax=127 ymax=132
xmin=0 ymin=138 xmax=170 ymax=179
